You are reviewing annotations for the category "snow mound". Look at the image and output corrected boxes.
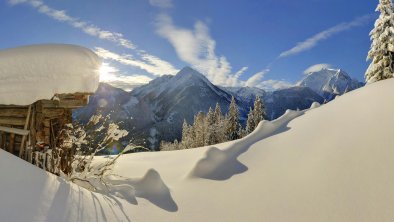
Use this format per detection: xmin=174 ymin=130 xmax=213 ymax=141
xmin=0 ymin=150 xmax=131 ymax=222
xmin=190 ymin=109 xmax=304 ymax=180
xmin=0 ymin=44 xmax=101 ymax=105
xmin=310 ymin=101 xmax=321 ymax=109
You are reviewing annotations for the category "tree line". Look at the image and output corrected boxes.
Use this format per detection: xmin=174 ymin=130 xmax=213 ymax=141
xmin=160 ymin=96 xmax=266 ymax=151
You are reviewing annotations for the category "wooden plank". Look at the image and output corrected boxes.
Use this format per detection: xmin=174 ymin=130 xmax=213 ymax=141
xmin=42 ymin=109 xmax=64 ymax=119
xmin=8 ymin=133 xmax=15 ymax=154
xmin=0 ymin=108 xmax=28 ymax=118
xmin=1 ymin=133 xmax=5 ymax=150
xmin=41 ymin=99 xmax=87 ymax=109
xmin=19 ymin=105 xmax=32 ymax=158
xmin=0 ymin=117 xmax=26 ymax=126
xmin=0 ymin=126 xmax=29 ymax=136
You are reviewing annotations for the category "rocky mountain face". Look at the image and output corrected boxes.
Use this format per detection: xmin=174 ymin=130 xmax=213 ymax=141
xmin=74 ymin=66 xmax=363 ymax=150
xmin=297 ymin=68 xmax=364 ymax=101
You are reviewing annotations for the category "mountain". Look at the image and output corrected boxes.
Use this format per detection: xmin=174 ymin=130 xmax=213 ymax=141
xmin=225 ymin=86 xmax=324 ymax=120
xmin=297 ymin=68 xmax=364 ymax=101
xmin=75 ymin=67 xmax=240 ymax=150
xmin=74 ymin=66 xmax=360 ymax=150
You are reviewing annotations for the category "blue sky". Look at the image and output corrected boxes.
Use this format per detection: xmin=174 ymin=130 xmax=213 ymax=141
xmin=0 ymin=0 xmax=377 ymax=91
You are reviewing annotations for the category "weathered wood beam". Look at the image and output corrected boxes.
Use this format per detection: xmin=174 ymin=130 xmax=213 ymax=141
xmin=0 ymin=126 xmax=29 ymax=136
xmin=0 ymin=117 xmax=26 ymax=126
xmin=42 ymin=109 xmax=65 ymax=118
xmin=0 ymin=108 xmax=28 ymax=118
xmin=8 ymin=133 xmax=15 ymax=154
xmin=40 ymin=99 xmax=87 ymax=109
xmin=19 ymin=105 xmax=32 ymax=158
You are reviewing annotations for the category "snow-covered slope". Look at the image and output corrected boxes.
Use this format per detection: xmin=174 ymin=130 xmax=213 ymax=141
xmin=0 ymin=44 xmax=101 ymax=105
xmin=297 ymin=68 xmax=364 ymax=101
xmin=4 ymin=79 xmax=394 ymax=221
xmin=0 ymin=150 xmax=131 ymax=222
xmin=111 ymin=78 xmax=394 ymax=222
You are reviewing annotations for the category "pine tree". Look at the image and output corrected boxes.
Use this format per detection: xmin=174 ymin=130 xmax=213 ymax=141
xmin=252 ymin=95 xmax=266 ymax=128
xmin=366 ymin=0 xmax=394 ymax=83
xmin=225 ymin=96 xmax=240 ymax=140
xmin=193 ymin=111 xmax=206 ymax=147
xmin=205 ymin=107 xmax=216 ymax=145
xmin=181 ymin=119 xmax=192 ymax=148
xmin=214 ymin=103 xmax=222 ymax=124
xmin=246 ymin=107 xmax=255 ymax=134
xmin=213 ymin=103 xmax=226 ymax=143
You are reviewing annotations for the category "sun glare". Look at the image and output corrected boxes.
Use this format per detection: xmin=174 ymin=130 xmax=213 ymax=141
xmin=99 ymin=63 xmax=117 ymax=82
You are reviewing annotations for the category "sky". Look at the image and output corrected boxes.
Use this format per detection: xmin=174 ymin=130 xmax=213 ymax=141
xmin=0 ymin=0 xmax=378 ymax=91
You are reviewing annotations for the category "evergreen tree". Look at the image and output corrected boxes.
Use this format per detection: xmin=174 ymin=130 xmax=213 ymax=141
xmin=205 ymin=107 xmax=216 ymax=145
xmin=225 ymin=96 xmax=240 ymax=140
xmin=214 ymin=103 xmax=226 ymax=143
xmin=366 ymin=0 xmax=394 ymax=83
xmin=246 ymin=107 xmax=255 ymax=134
xmin=214 ymin=103 xmax=222 ymax=124
xmin=193 ymin=111 xmax=206 ymax=147
xmin=181 ymin=119 xmax=192 ymax=148
xmin=252 ymin=95 xmax=266 ymax=128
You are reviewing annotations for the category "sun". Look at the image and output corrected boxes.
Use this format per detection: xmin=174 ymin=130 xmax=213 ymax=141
xmin=99 ymin=63 xmax=118 ymax=82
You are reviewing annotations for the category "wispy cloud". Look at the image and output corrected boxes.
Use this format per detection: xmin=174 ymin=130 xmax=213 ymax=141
xmin=257 ymin=80 xmax=293 ymax=91
xmin=156 ymin=13 xmax=270 ymax=87
xmin=149 ymin=0 xmax=173 ymax=9
xmin=8 ymin=0 xmax=179 ymax=89
xmin=100 ymin=63 xmax=152 ymax=91
xmin=9 ymin=0 xmax=136 ymax=49
xmin=245 ymin=69 xmax=269 ymax=87
xmin=95 ymin=47 xmax=178 ymax=76
xmin=156 ymin=14 xmax=231 ymax=84
xmin=279 ymin=15 xmax=372 ymax=58
xmin=303 ymin=63 xmax=333 ymax=74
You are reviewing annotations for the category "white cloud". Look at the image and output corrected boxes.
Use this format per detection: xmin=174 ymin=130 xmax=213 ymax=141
xmin=257 ymin=80 xmax=293 ymax=91
xmin=9 ymin=0 xmax=178 ymax=78
xmin=279 ymin=15 xmax=372 ymax=58
xmin=99 ymin=63 xmax=152 ymax=91
xmin=304 ymin=63 xmax=332 ymax=74
xmin=156 ymin=14 xmax=260 ymax=87
xmin=149 ymin=0 xmax=173 ymax=8
xmin=9 ymin=0 xmax=136 ymax=49
xmin=95 ymin=47 xmax=178 ymax=76
xmin=245 ymin=69 xmax=269 ymax=87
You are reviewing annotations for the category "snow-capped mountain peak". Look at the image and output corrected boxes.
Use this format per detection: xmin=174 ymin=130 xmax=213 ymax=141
xmin=297 ymin=68 xmax=364 ymax=101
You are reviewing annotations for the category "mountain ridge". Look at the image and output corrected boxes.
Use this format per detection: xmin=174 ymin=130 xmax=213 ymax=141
xmin=74 ymin=66 xmax=363 ymax=150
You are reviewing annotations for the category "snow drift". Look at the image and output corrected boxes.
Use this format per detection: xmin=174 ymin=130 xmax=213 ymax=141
xmin=2 ymin=79 xmax=394 ymax=222
xmin=0 ymin=44 xmax=101 ymax=105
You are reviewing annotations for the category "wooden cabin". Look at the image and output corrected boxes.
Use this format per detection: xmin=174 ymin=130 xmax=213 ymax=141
xmin=0 ymin=93 xmax=90 ymax=174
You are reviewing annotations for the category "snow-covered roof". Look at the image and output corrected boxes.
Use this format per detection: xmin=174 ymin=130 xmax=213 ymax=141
xmin=0 ymin=44 xmax=101 ymax=105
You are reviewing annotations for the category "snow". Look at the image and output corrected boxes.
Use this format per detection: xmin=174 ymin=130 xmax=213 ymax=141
xmin=297 ymin=68 xmax=363 ymax=100
xmin=2 ymin=79 xmax=394 ymax=221
xmin=0 ymin=44 xmax=101 ymax=105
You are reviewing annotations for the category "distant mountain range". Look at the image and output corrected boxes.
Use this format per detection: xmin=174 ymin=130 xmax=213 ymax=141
xmin=74 ymin=66 xmax=363 ymax=150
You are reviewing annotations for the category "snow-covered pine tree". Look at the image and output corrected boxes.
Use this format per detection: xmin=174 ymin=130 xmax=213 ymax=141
xmin=225 ymin=96 xmax=240 ymax=140
xmin=193 ymin=111 xmax=206 ymax=147
xmin=252 ymin=95 xmax=266 ymax=128
xmin=214 ymin=102 xmax=222 ymax=124
xmin=205 ymin=107 xmax=216 ymax=145
xmin=214 ymin=102 xmax=227 ymax=143
xmin=366 ymin=0 xmax=394 ymax=83
xmin=181 ymin=119 xmax=192 ymax=148
xmin=246 ymin=107 xmax=255 ymax=134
